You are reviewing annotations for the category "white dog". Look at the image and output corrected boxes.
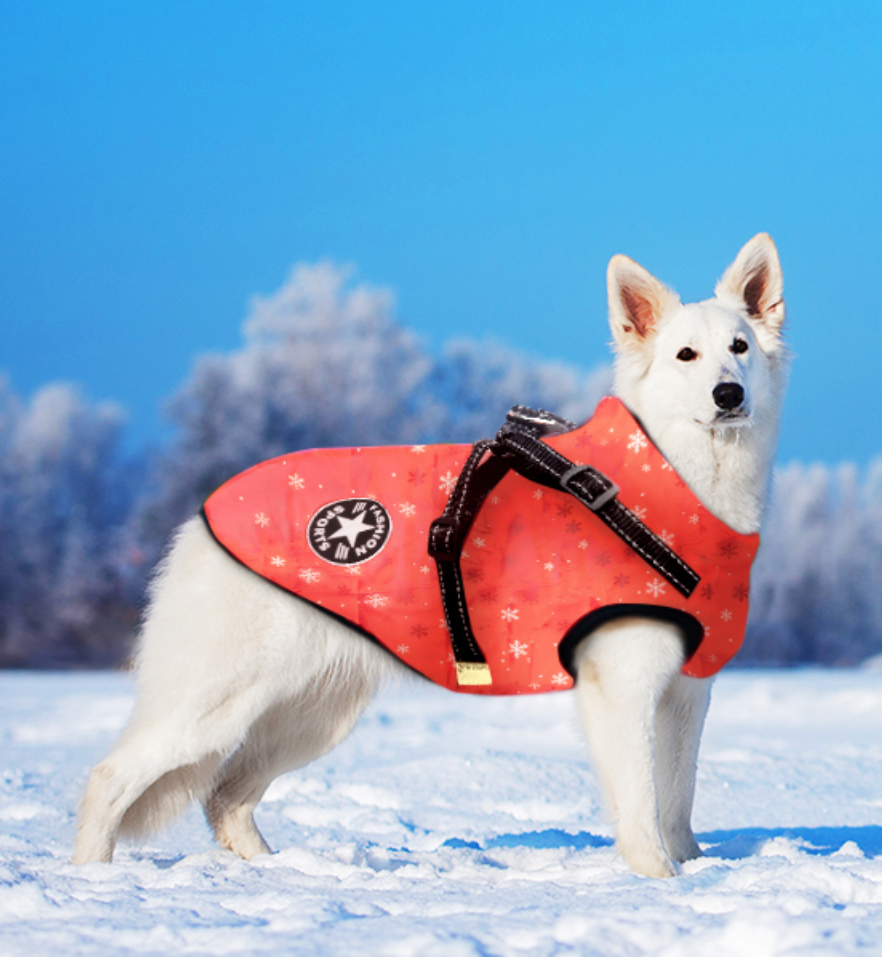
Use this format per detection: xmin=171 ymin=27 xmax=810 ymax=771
xmin=75 ymin=234 xmax=787 ymax=878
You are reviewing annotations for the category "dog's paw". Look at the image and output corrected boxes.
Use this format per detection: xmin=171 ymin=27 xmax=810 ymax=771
xmin=664 ymin=831 xmax=703 ymax=864
xmin=618 ymin=839 xmax=678 ymax=878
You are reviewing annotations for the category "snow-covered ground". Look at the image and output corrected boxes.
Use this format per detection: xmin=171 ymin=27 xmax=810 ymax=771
xmin=2 ymin=669 xmax=882 ymax=957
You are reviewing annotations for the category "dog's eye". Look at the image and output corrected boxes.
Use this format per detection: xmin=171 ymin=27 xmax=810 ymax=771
xmin=732 ymin=338 xmax=749 ymax=355
xmin=676 ymin=347 xmax=697 ymax=362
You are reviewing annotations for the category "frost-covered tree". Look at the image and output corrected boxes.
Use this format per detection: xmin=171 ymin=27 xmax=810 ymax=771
xmin=744 ymin=460 xmax=882 ymax=665
xmin=0 ymin=380 xmax=137 ymax=667
xmin=430 ymin=337 xmax=611 ymax=443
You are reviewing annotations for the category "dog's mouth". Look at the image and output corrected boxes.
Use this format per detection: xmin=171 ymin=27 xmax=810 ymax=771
xmin=713 ymin=408 xmax=751 ymax=425
xmin=693 ymin=408 xmax=752 ymax=430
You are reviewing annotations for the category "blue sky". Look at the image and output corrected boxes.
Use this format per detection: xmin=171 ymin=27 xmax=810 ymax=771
xmin=2 ymin=1 xmax=882 ymax=463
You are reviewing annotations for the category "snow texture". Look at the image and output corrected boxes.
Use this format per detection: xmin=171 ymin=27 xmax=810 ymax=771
xmin=2 ymin=668 xmax=882 ymax=956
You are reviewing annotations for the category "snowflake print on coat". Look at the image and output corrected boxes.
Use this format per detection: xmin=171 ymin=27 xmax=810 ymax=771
xmin=439 ymin=472 xmax=458 ymax=494
xmin=719 ymin=539 xmax=739 ymax=559
xmin=646 ymin=577 xmax=666 ymax=597
xmin=628 ymin=430 xmax=648 ymax=453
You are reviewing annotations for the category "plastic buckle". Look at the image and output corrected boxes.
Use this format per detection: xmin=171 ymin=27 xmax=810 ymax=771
xmin=559 ymin=464 xmax=619 ymax=511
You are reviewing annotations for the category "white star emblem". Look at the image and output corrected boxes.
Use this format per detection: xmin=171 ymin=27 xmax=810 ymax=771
xmin=329 ymin=512 xmax=375 ymax=548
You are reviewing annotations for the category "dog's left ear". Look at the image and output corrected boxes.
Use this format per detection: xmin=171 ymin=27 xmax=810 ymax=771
xmin=715 ymin=233 xmax=785 ymax=343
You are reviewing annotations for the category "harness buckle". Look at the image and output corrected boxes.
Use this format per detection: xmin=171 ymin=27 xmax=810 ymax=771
xmin=560 ymin=464 xmax=619 ymax=511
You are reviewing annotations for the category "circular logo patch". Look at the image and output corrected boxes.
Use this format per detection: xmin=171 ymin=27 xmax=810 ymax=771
xmin=307 ymin=498 xmax=393 ymax=566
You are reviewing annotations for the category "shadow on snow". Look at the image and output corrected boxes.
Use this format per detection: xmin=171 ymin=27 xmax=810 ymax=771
xmin=698 ymin=825 xmax=882 ymax=860
xmin=444 ymin=829 xmax=614 ymax=852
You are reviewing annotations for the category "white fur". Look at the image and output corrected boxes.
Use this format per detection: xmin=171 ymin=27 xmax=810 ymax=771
xmin=74 ymin=234 xmax=787 ymax=877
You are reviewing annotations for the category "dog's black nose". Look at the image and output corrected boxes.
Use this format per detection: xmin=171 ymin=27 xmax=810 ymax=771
xmin=713 ymin=382 xmax=744 ymax=411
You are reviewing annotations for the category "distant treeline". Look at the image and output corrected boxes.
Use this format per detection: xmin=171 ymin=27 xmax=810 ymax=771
xmin=2 ymin=263 xmax=880 ymax=668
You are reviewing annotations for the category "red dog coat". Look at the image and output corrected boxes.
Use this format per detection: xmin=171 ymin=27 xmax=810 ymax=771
xmin=203 ymin=397 xmax=758 ymax=694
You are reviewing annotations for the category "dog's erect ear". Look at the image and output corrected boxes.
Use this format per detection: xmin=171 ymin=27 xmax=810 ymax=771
xmin=715 ymin=233 xmax=784 ymax=336
xmin=607 ymin=254 xmax=680 ymax=348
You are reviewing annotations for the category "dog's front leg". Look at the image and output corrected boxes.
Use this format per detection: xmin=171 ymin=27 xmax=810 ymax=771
xmin=574 ymin=617 xmax=686 ymax=878
xmin=654 ymin=673 xmax=712 ymax=862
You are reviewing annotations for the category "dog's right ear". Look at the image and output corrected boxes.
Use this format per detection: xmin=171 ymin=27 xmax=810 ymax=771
xmin=607 ymin=255 xmax=680 ymax=349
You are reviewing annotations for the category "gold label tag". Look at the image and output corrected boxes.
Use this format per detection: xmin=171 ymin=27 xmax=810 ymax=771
xmin=455 ymin=662 xmax=492 ymax=686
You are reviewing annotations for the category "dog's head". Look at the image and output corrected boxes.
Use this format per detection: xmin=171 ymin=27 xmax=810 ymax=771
xmin=606 ymin=233 xmax=787 ymax=440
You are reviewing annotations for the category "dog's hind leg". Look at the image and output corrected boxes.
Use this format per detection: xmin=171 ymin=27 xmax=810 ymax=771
xmin=74 ymin=676 xmax=283 ymax=864
xmin=75 ymin=518 xmax=310 ymax=864
xmin=574 ymin=617 xmax=686 ymax=878
xmin=655 ymin=673 xmax=712 ymax=863
xmin=75 ymin=517 xmax=398 ymax=864
xmin=74 ymin=719 xmax=223 ymax=864
xmin=203 ymin=658 xmax=381 ymax=859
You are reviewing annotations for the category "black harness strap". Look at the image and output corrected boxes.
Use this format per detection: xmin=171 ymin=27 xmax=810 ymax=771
xmin=428 ymin=440 xmax=512 ymax=685
xmin=427 ymin=406 xmax=701 ymax=686
xmin=493 ymin=424 xmax=701 ymax=598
